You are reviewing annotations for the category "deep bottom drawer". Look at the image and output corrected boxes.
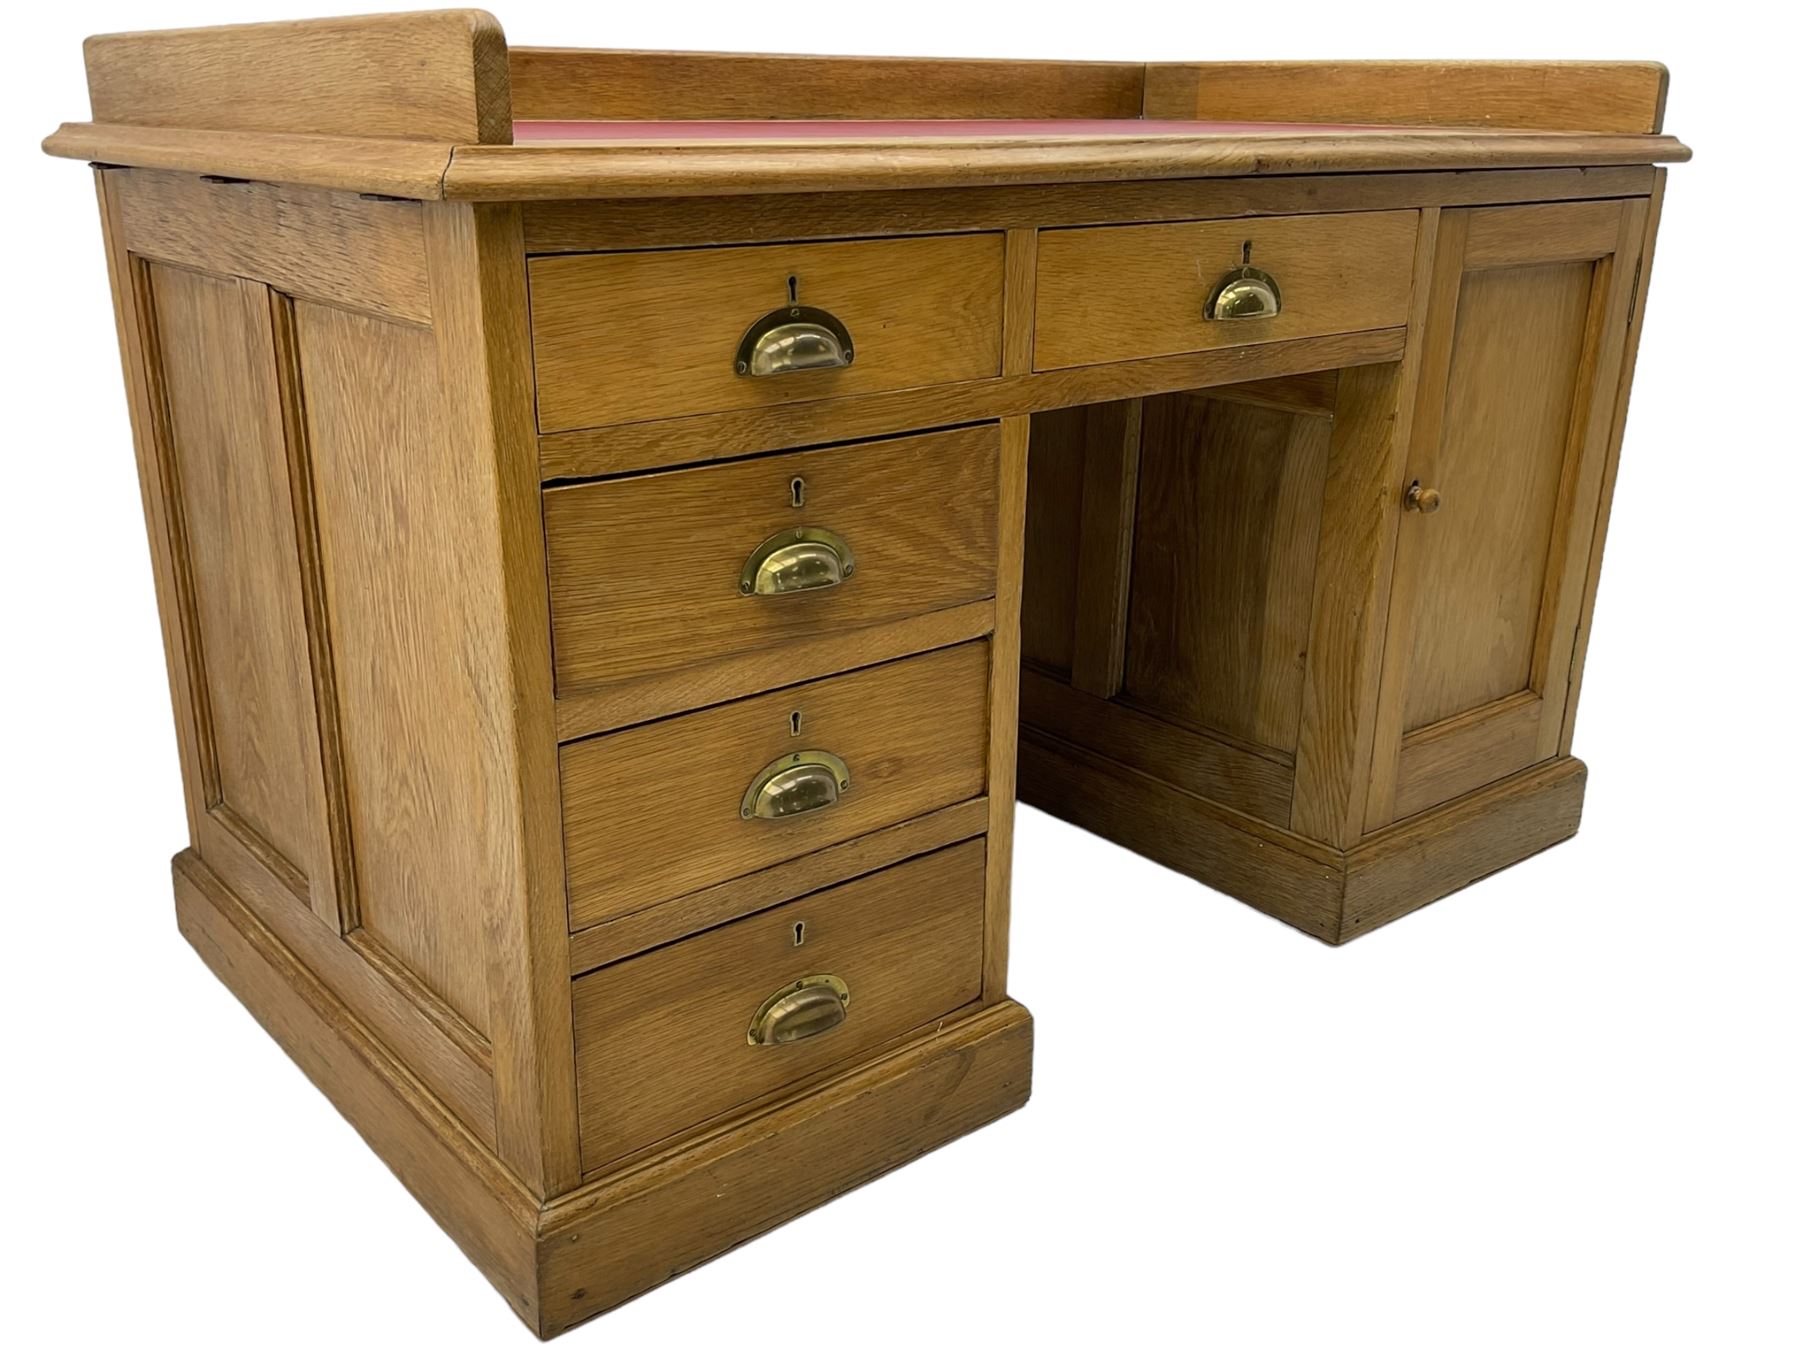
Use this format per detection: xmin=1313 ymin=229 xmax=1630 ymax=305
xmin=572 ymin=839 xmax=987 ymax=1173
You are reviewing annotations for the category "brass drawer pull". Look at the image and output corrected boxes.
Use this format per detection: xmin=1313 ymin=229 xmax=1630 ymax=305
xmin=735 ymin=304 xmax=855 ymax=377
xmin=748 ymin=974 xmax=851 ymax=1046
xmin=739 ymin=526 xmax=856 ymax=596
xmin=741 ymin=750 xmax=851 ymax=820
xmin=1204 ymin=243 xmax=1282 ymax=321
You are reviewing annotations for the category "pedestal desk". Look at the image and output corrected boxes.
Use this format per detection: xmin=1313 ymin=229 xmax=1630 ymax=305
xmin=43 ymin=11 xmax=1689 ymax=1336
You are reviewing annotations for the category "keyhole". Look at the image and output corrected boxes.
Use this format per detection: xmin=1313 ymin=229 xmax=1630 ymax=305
xmin=787 ymin=274 xmax=799 ymax=305
xmin=1241 ymin=240 xmax=1253 ymax=265
xmin=790 ymin=476 xmax=806 ymax=508
xmin=789 ymin=710 xmax=803 ymax=737
xmin=793 ymin=921 xmax=806 ymax=947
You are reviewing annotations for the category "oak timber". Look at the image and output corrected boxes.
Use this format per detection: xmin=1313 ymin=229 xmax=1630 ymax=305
xmin=537 ymin=999 xmax=1032 ymax=1336
xmin=565 ymin=799 xmax=991 ymax=974
xmin=509 ymin=47 xmax=1145 ymax=122
xmin=1143 ymin=61 xmax=1669 ymax=134
xmin=51 ymin=10 xmax=1681 ymax=1336
xmin=1033 ymin=210 xmax=1417 ymax=369
xmin=527 ymin=233 xmax=1005 ymax=431
xmin=1020 ymin=730 xmax=1591 ymax=944
xmin=543 ymin=425 xmax=999 ymax=695
xmin=559 ymin=643 xmax=990 ymax=929
xmin=440 ymin=130 xmax=1687 ymax=201
xmin=517 ymin=167 xmax=1660 ymax=252
xmin=115 ymin=169 xmax=432 ymax=324
xmin=82 ymin=9 xmax=512 ymax=143
xmin=572 ymin=840 xmax=987 ymax=1171
xmin=175 ymin=845 xmax=1032 ymax=1338
xmin=537 ymin=328 xmax=1411 ymax=481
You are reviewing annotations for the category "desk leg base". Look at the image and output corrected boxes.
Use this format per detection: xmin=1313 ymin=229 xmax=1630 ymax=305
xmin=172 ymin=850 xmax=1034 ymax=1338
xmin=1020 ymin=728 xmax=1587 ymax=943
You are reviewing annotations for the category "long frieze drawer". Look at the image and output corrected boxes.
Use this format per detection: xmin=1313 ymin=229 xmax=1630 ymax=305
xmin=528 ymin=232 xmax=1006 ymax=431
xmin=573 ymin=838 xmax=987 ymax=1172
xmin=1032 ymin=210 xmax=1418 ymax=370
xmin=561 ymin=642 xmax=990 ymax=931
xmin=544 ymin=425 xmax=999 ymax=697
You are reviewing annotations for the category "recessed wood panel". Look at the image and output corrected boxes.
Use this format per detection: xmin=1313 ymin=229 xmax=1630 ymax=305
xmin=295 ymin=301 xmax=497 ymax=1034
xmin=544 ymin=425 xmax=998 ymax=698
xmin=1019 ymin=406 xmax=1088 ymax=676
xmin=1124 ymin=390 xmax=1331 ymax=755
xmin=1401 ymin=260 xmax=1593 ymax=731
xmin=573 ymin=839 xmax=987 ymax=1172
xmin=561 ymin=642 xmax=990 ymax=931
xmin=1021 ymin=398 xmax=1149 ymax=701
xmin=529 ymin=232 xmax=1005 ymax=431
xmin=150 ymin=264 xmax=334 ymax=922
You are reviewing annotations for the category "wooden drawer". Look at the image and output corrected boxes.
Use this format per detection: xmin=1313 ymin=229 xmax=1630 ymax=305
xmin=1032 ymin=210 xmax=1418 ymax=371
xmin=544 ymin=425 xmax=999 ymax=697
xmin=561 ymin=642 xmax=990 ymax=931
xmin=573 ymin=838 xmax=986 ymax=1171
xmin=529 ymin=232 xmax=1005 ymax=431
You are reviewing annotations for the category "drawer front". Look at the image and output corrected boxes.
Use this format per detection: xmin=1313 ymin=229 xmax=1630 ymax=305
xmin=544 ymin=425 xmax=999 ymax=696
xmin=573 ymin=838 xmax=987 ymax=1170
xmin=529 ymin=232 xmax=1006 ymax=431
xmin=1033 ymin=210 xmax=1418 ymax=371
xmin=561 ymin=642 xmax=990 ymax=930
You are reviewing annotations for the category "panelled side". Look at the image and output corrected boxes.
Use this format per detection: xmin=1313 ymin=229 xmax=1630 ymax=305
xmin=95 ymin=170 xmax=577 ymax=1189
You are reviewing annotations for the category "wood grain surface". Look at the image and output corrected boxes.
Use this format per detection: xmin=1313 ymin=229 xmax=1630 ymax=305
xmin=560 ymin=643 xmax=990 ymax=928
xmin=83 ymin=9 xmax=511 ymax=143
xmin=544 ymin=425 xmax=999 ymax=696
xmin=510 ymin=47 xmax=1143 ymax=122
xmin=572 ymin=840 xmax=987 ymax=1170
xmin=1144 ymin=61 xmax=1670 ymax=133
xmin=529 ymin=232 xmax=1004 ymax=430
xmin=1034 ymin=210 xmax=1418 ymax=369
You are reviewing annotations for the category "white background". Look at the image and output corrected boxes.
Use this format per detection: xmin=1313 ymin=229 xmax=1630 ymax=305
xmin=4 ymin=3 xmax=1795 ymax=1346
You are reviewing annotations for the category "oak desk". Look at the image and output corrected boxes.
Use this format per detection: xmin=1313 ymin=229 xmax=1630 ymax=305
xmin=44 ymin=10 xmax=1688 ymax=1336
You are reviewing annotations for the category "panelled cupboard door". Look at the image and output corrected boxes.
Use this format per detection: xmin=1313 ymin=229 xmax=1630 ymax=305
xmin=1364 ymin=199 xmax=1649 ymax=830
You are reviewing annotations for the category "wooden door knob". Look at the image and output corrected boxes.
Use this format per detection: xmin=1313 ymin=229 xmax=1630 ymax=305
xmin=1404 ymin=483 xmax=1443 ymax=514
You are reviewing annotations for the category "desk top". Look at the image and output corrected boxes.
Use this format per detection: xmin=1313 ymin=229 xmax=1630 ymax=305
xmin=511 ymin=118 xmax=1399 ymax=141
xmin=42 ymin=11 xmax=1692 ymax=202
xmin=459 ymin=124 xmax=1690 ymax=202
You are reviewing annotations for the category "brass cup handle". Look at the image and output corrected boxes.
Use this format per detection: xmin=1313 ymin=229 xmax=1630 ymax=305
xmin=739 ymin=526 xmax=856 ymax=597
xmin=748 ymin=974 xmax=850 ymax=1046
xmin=735 ymin=304 xmax=855 ymax=377
xmin=1404 ymin=482 xmax=1443 ymax=514
xmin=741 ymin=750 xmax=851 ymax=821
xmin=1203 ymin=263 xmax=1283 ymax=321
